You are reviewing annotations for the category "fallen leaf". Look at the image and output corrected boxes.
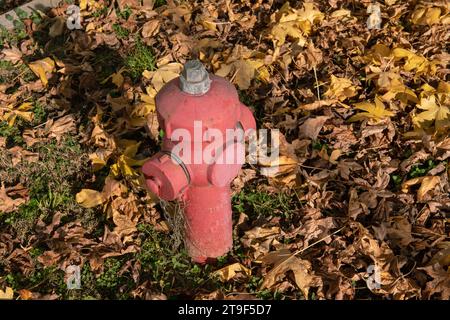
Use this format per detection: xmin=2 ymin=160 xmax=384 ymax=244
xmin=417 ymin=176 xmax=440 ymax=201
xmin=18 ymin=289 xmax=33 ymax=300
xmin=0 ymin=183 xmax=28 ymax=213
xmin=260 ymin=250 xmax=322 ymax=299
xmin=325 ymin=75 xmax=358 ymax=102
xmin=349 ymin=96 xmax=394 ymax=123
xmin=49 ymin=17 xmax=66 ymax=37
xmin=0 ymin=287 xmax=14 ymax=300
xmin=269 ymin=2 xmax=323 ymax=48
xmin=213 ymin=263 xmax=251 ymax=282
xmin=142 ymin=20 xmax=160 ymax=38
xmin=413 ymin=95 xmax=450 ymax=131
xmin=0 ymin=102 xmax=34 ymax=126
xmin=76 ymin=189 xmax=105 ymax=208
xmin=299 ymin=116 xmax=329 ymax=140
xmin=45 ymin=114 xmax=76 ymax=141
xmin=1 ymin=47 xmax=22 ymax=64
xmin=150 ymin=63 xmax=183 ymax=91
xmin=28 ymin=57 xmax=55 ymax=87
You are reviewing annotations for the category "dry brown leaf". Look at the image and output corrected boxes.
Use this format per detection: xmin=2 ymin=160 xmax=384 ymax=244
xmin=1 ymin=47 xmax=22 ymax=64
xmin=260 ymin=250 xmax=322 ymax=299
xmin=49 ymin=17 xmax=66 ymax=37
xmin=298 ymin=116 xmax=329 ymax=140
xmin=142 ymin=20 xmax=160 ymax=38
xmin=417 ymin=176 xmax=440 ymax=201
xmin=8 ymin=146 xmax=39 ymax=166
xmin=45 ymin=115 xmax=77 ymax=141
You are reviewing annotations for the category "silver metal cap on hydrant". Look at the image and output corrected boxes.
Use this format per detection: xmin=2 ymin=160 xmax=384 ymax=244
xmin=179 ymin=60 xmax=211 ymax=95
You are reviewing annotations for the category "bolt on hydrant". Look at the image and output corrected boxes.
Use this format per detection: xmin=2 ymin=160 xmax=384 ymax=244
xmin=142 ymin=60 xmax=256 ymax=263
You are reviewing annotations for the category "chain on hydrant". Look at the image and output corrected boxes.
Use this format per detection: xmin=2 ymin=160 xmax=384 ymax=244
xmin=142 ymin=60 xmax=256 ymax=263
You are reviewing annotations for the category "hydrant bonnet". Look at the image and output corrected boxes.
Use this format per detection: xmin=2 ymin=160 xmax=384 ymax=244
xmin=179 ymin=60 xmax=211 ymax=95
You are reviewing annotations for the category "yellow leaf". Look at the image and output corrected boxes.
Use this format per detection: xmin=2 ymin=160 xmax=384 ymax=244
xmin=438 ymin=81 xmax=450 ymax=94
xmin=414 ymin=95 xmax=450 ymax=130
xmin=112 ymin=72 xmax=124 ymax=88
xmin=216 ymin=59 xmax=264 ymax=90
xmin=28 ymin=57 xmax=55 ymax=87
xmin=325 ymin=75 xmax=358 ymax=101
xmin=212 ymin=263 xmax=251 ymax=282
xmin=296 ymin=2 xmax=324 ymax=25
xmin=1 ymin=102 xmax=34 ymax=126
xmin=101 ymin=67 xmax=125 ymax=88
xmin=257 ymin=65 xmax=271 ymax=83
xmin=330 ymin=9 xmax=351 ymax=19
xmin=269 ymin=2 xmax=323 ymax=47
xmin=142 ymin=70 xmax=152 ymax=79
xmin=110 ymin=152 xmax=147 ymax=179
xmin=88 ymin=152 xmax=107 ymax=171
xmin=349 ymin=96 xmax=394 ymax=123
xmin=80 ymin=0 xmax=87 ymax=10
xmin=151 ymin=63 xmax=183 ymax=91
xmin=362 ymin=43 xmax=391 ymax=65
xmin=0 ymin=287 xmax=13 ymax=300
xmin=271 ymin=21 xmax=307 ymax=47
xmin=118 ymin=140 xmax=140 ymax=158
xmin=76 ymin=189 xmax=104 ymax=208
xmin=401 ymin=177 xmax=424 ymax=193
xmin=200 ymin=20 xmax=217 ymax=31
xmin=411 ymin=7 xmax=443 ymax=26
xmin=392 ymin=48 xmax=437 ymax=76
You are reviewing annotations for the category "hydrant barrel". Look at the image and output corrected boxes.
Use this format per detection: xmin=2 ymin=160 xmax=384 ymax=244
xmin=142 ymin=60 xmax=256 ymax=263
xmin=183 ymin=186 xmax=233 ymax=263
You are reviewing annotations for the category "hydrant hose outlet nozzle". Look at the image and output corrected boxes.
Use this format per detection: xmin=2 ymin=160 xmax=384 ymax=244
xmin=142 ymin=60 xmax=256 ymax=263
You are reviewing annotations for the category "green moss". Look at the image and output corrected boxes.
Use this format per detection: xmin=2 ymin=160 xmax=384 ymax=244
xmin=113 ymin=24 xmax=130 ymax=39
xmin=233 ymin=190 xmax=296 ymax=219
xmin=32 ymin=102 xmax=47 ymax=125
xmin=154 ymin=0 xmax=167 ymax=7
xmin=408 ymin=159 xmax=436 ymax=179
xmin=136 ymin=224 xmax=215 ymax=294
xmin=125 ymin=39 xmax=156 ymax=80
xmin=116 ymin=6 xmax=132 ymax=20
xmin=96 ymin=258 xmax=128 ymax=290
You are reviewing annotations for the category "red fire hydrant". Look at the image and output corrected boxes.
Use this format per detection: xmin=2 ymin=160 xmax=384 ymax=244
xmin=142 ymin=60 xmax=256 ymax=263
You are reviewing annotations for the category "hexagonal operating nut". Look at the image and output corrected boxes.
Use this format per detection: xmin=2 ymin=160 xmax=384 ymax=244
xmin=179 ymin=60 xmax=211 ymax=95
